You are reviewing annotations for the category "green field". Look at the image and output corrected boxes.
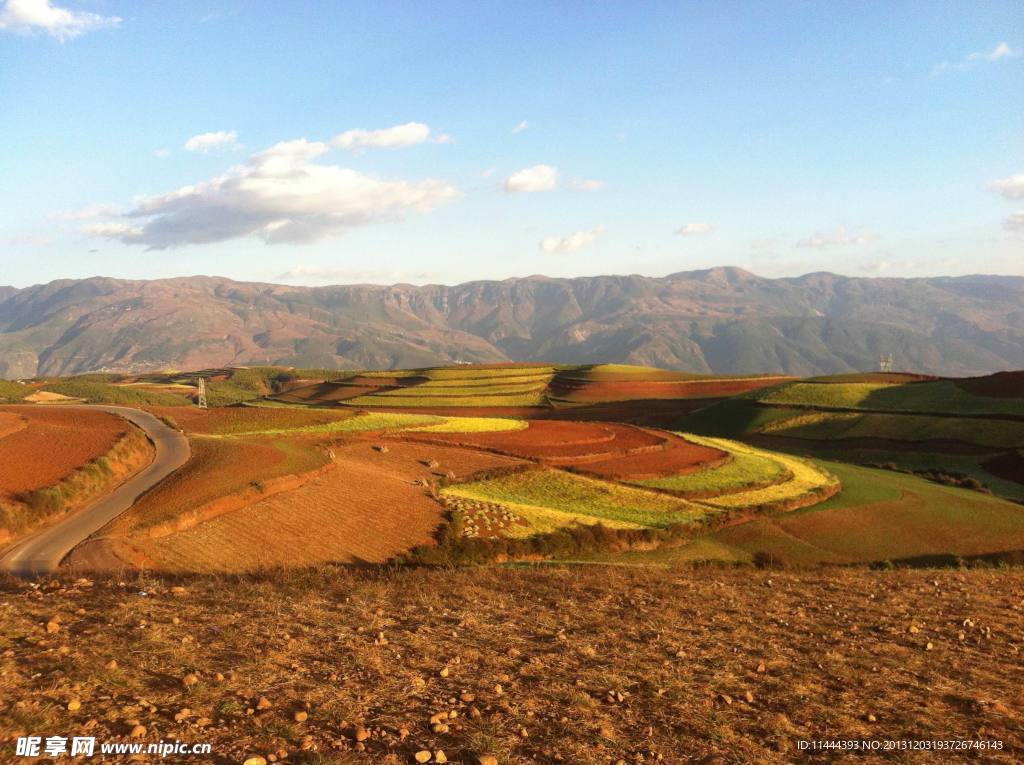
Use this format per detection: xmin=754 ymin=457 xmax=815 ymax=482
xmin=755 ymin=380 xmax=1023 ymax=416
xmin=630 ymin=436 xmax=789 ymax=494
xmin=442 ymin=468 xmax=710 ymax=534
xmin=705 ymin=461 xmax=1024 ymax=564
xmin=761 ymin=410 xmax=1024 ymax=449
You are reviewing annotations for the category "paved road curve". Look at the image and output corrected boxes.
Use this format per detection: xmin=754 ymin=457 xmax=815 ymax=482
xmin=0 ymin=406 xmax=190 ymax=577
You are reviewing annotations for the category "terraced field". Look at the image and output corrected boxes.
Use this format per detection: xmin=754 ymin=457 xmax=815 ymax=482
xmin=754 ymin=379 xmax=1024 ymax=416
xmin=433 ymin=424 xmax=839 ymax=540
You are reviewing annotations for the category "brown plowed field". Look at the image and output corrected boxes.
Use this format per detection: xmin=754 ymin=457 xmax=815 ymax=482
xmin=139 ymin=440 xmax=524 ymax=571
xmin=150 ymin=405 xmax=358 ymax=435
xmin=104 ymin=435 xmax=331 ymax=536
xmin=397 ymin=421 xmax=667 ymax=461
xmin=550 ymin=377 xmax=789 ymax=402
xmin=0 ymin=406 xmax=126 ymax=498
xmin=573 ymin=434 xmax=729 ymax=479
xmin=955 ymin=371 xmax=1024 ymax=399
xmin=0 ymin=411 xmax=27 ymax=439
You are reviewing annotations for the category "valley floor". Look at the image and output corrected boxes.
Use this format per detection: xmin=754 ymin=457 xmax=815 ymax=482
xmin=1 ymin=566 xmax=1021 ymax=764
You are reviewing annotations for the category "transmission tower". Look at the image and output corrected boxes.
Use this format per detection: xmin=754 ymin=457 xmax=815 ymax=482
xmin=196 ymin=376 xmax=208 ymax=409
xmin=879 ymin=354 xmax=894 ymax=373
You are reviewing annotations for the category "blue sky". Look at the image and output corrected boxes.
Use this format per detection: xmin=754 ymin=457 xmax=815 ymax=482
xmin=1 ymin=0 xmax=1021 ymax=287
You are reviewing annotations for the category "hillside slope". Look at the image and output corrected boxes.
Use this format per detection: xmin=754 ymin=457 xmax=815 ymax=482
xmin=0 ymin=269 xmax=1021 ymax=377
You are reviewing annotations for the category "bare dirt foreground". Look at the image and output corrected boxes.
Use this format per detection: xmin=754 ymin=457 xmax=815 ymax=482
xmin=1 ymin=567 xmax=1021 ymax=764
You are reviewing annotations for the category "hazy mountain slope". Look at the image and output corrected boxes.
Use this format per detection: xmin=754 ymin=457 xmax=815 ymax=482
xmin=0 ymin=268 xmax=1020 ymax=377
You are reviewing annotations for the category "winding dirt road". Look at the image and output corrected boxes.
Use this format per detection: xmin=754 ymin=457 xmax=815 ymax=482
xmin=0 ymin=406 xmax=190 ymax=577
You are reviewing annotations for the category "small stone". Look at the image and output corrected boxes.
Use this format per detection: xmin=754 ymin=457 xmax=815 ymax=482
xmin=434 ymin=752 xmax=447 ymax=764
xmin=718 ymin=693 xmax=733 ymax=706
xmin=397 ymin=726 xmax=410 ymax=740
xmin=439 ymin=667 xmax=449 ymax=678
xmin=45 ymin=620 xmax=60 ymax=634
xmin=414 ymin=751 xmax=432 ymax=764
xmin=242 ymin=758 xmax=267 ymax=765
xmin=182 ymin=673 xmax=200 ymax=687
xmin=294 ymin=711 xmax=308 ymax=722
xmin=925 ymin=642 xmax=934 ymax=651
xmin=129 ymin=724 xmax=147 ymax=738
xmin=353 ymin=725 xmax=370 ymax=742
xmin=756 ymin=662 xmax=767 ymax=673
xmin=67 ymin=699 xmax=82 ymax=712
xmin=255 ymin=697 xmax=273 ymax=710
xmin=432 ymin=723 xmax=450 ymax=734
xmin=493 ymin=683 xmax=503 ymax=695
xmin=105 ymin=659 xmax=119 ymax=670
xmin=908 ymin=625 xmax=919 ymax=634
xmin=170 ymin=586 xmax=188 ymax=597
xmin=743 ymin=691 xmax=754 ymax=703
xmin=475 ymin=756 xmax=499 ymax=765
xmin=866 ymin=713 xmax=877 ymax=723
xmin=429 ymin=711 xmax=449 ymax=725
xmin=459 ymin=691 xmax=476 ymax=703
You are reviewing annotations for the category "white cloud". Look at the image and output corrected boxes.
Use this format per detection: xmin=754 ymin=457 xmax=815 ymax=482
xmin=987 ymin=172 xmax=1024 ymax=200
xmin=1004 ymin=211 xmax=1024 ymax=231
xmin=512 ymin=120 xmax=529 ymax=134
xmin=505 ymin=164 xmax=558 ymax=193
xmin=675 ymin=222 xmax=714 ymax=236
xmin=184 ymin=130 xmax=240 ymax=153
xmin=795 ymin=225 xmax=876 ymax=249
xmin=539 ymin=225 xmax=605 ymax=254
xmin=568 ymin=178 xmax=605 ymax=191
xmin=968 ymin=41 xmax=1020 ymax=62
xmin=52 ymin=202 xmax=120 ymax=220
xmin=0 ymin=0 xmax=120 ymax=40
xmin=85 ymin=137 xmax=458 ymax=249
xmin=934 ymin=41 xmax=1020 ymax=73
xmin=331 ymin=122 xmax=443 ymax=151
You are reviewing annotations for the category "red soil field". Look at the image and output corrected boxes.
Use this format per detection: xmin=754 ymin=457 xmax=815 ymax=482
xmin=83 ymin=440 xmax=526 ymax=571
xmin=0 ymin=406 xmax=126 ymax=497
xmin=544 ymin=398 xmax=720 ymax=426
xmin=954 ymin=371 xmax=1024 ymax=399
xmin=0 ymin=411 xmax=27 ymax=439
xmin=398 ymin=421 xmax=667 ymax=462
xmin=574 ymin=434 xmax=728 ymax=479
xmin=550 ymin=377 xmax=788 ymax=401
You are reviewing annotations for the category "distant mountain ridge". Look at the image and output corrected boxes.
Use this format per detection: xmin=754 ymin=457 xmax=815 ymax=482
xmin=0 ymin=268 xmax=1021 ymax=377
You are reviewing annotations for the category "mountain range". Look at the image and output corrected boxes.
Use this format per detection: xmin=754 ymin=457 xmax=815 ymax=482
xmin=0 ymin=268 xmax=1021 ymax=378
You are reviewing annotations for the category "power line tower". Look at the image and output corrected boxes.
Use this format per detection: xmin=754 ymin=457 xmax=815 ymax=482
xmin=879 ymin=354 xmax=894 ymax=373
xmin=196 ymin=376 xmax=208 ymax=409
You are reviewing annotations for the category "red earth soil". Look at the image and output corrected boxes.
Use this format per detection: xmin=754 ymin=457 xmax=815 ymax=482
xmin=982 ymin=451 xmax=1024 ymax=486
xmin=549 ymin=378 xmax=788 ymax=401
xmin=397 ymin=421 xmax=667 ymax=461
xmin=954 ymin=371 xmax=1024 ymax=399
xmin=572 ymin=434 xmax=728 ymax=479
xmin=544 ymin=399 xmax=720 ymax=427
xmin=0 ymin=406 xmax=127 ymax=497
